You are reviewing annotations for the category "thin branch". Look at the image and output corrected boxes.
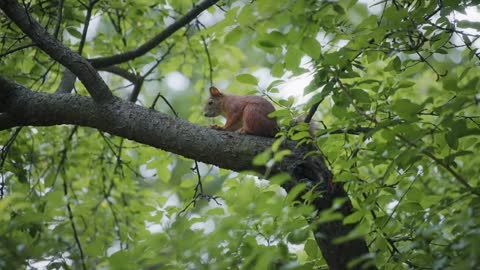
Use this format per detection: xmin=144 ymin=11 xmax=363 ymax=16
xmin=55 ymin=0 xmax=99 ymax=94
xmin=397 ymin=135 xmax=479 ymax=196
xmin=54 ymin=127 xmax=87 ymax=270
xmin=53 ymin=0 xmax=64 ymax=39
xmin=336 ymin=77 xmax=378 ymax=124
xmin=150 ymin=92 xmax=178 ymax=115
xmin=89 ymin=0 xmax=220 ymax=68
xmin=200 ymin=34 xmax=213 ymax=86
xmin=128 ymin=78 xmax=144 ymax=103
xmin=0 ymin=43 xmax=35 ymax=58
xmin=99 ymin=66 xmax=140 ymax=84
xmin=319 ymin=126 xmax=374 ymax=136
xmin=78 ymin=0 xmax=98 ymax=55
xmin=195 ymin=21 xmax=214 ymax=86
xmin=0 ymin=127 xmax=23 ymax=199
xmin=142 ymin=43 xmax=176 ymax=78
xmin=382 ymin=172 xmax=419 ymax=229
xmin=304 ymin=101 xmax=321 ymax=124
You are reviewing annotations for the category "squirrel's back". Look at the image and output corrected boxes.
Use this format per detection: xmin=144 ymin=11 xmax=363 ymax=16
xmin=204 ymin=87 xmax=278 ymax=137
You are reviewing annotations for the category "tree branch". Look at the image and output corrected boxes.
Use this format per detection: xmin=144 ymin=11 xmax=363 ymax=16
xmin=56 ymin=68 xmax=76 ymax=94
xmin=0 ymin=75 xmax=271 ymax=172
xmin=99 ymin=66 xmax=141 ymax=84
xmin=0 ymin=0 xmax=112 ymax=102
xmin=397 ymin=135 xmax=479 ymax=196
xmin=88 ymin=0 xmax=220 ymax=68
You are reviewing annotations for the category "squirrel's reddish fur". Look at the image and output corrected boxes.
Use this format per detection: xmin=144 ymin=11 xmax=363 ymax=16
xmin=204 ymin=86 xmax=279 ymax=137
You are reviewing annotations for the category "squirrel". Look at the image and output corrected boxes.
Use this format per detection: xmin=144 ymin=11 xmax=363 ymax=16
xmin=203 ymin=86 xmax=279 ymax=137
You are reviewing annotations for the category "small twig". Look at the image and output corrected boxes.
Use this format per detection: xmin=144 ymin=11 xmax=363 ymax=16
xmin=0 ymin=43 xmax=35 ymax=58
xmin=150 ymin=93 xmax=178 ymax=116
xmin=336 ymin=77 xmax=378 ymax=124
xmin=381 ymin=171 xmax=419 ymax=229
xmin=128 ymin=78 xmax=144 ymax=103
xmin=178 ymin=191 xmax=221 ymax=216
xmin=196 ymin=21 xmax=214 ymax=86
xmin=64 ymin=182 xmax=87 ymax=270
xmin=89 ymin=0 xmax=220 ymax=68
xmin=200 ymin=34 xmax=213 ymax=86
xmin=415 ymin=50 xmax=447 ymax=81
xmin=51 ymin=126 xmax=86 ymax=270
xmin=193 ymin=161 xmax=203 ymax=193
xmin=149 ymin=90 xmax=220 ymax=215
xmin=0 ymin=127 xmax=23 ymax=199
xmin=126 ymin=44 xmax=175 ymax=102
xmin=304 ymin=101 xmax=321 ymax=124
xmin=99 ymin=66 xmax=140 ymax=84
xmin=78 ymin=0 xmax=99 ymax=55
xmin=178 ymin=147 xmax=222 ymax=215
xmin=142 ymin=43 xmax=175 ymax=78
xmin=53 ymin=0 xmax=64 ymax=39
xmin=397 ymin=135 xmax=479 ymax=196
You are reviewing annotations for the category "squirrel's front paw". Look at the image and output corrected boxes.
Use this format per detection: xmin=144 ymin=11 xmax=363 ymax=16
xmin=210 ymin=125 xmax=223 ymax=130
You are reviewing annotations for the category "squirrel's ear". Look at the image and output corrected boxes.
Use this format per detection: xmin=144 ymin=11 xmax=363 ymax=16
xmin=209 ymin=86 xmax=222 ymax=96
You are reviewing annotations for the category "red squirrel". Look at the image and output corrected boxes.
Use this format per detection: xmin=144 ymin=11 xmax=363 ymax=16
xmin=204 ymin=86 xmax=279 ymax=137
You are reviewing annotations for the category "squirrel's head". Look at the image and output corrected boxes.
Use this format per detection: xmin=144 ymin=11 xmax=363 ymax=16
xmin=204 ymin=86 xmax=224 ymax=117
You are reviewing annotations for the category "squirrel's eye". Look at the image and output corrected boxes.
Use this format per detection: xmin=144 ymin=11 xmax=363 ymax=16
xmin=208 ymin=101 xmax=213 ymax=105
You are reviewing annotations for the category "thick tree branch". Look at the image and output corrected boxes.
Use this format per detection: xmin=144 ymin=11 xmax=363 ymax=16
xmin=0 ymin=75 xmax=269 ymax=172
xmin=88 ymin=0 xmax=220 ymax=68
xmin=0 ymin=0 xmax=112 ymax=102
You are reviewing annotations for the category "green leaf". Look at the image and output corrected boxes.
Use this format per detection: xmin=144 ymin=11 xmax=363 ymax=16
xmin=457 ymin=20 xmax=480 ymax=30
xmin=304 ymin=239 xmax=320 ymax=258
xmin=225 ymin=26 xmax=243 ymax=45
xmin=398 ymin=202 xmax=424 ymax=213
xmin=273 ymin=149 xmax=292 ymax=162
xmin=236 ymin=74 xmax=258 ymax=85
xmin=301 ymin=37 xmax=321 ymax=59
xmin=386 ymin=56 xmax=401 ymax=72
xmin=344 ymin=211 xmax=365 ymax=225
xmin=269 ymin=173 xmax=291 ymax=185
xmin=390 ymin=99 xmax=423 ymax=121
xmin=66 ymin=27 xmax=82 ymax=39
xmin=237 ymin=5 xmax=255 ymax=26
xmin=271 ymin=62 xmax=284 ymax=77
xmin=291 ymin=131 xmax=311 ymax=141
xmin=332 ymin=3 xmax=345 ymax=14
xmin=287 ymin=227 xmax=310 ymax=244
xmin=285 ymin=47 xmax=303 ymax=72
xmin=397 ymin=80 xmax=415 ymax=89
xmin=109 ymin=251 xmax=133 ymax=270
xmin=445 ymin=131 xmax=459 ymax=150
xmin=253 ymin=149 xmax=272 ymax=166
xmin=285 ymin=183 xmax=307 ymax=204
xmin=333 ymin=221 xmax=369 ymax=244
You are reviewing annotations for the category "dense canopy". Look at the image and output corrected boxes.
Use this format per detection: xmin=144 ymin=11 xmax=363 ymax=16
xmin=1 ymin=0 xmax=480 ymax=269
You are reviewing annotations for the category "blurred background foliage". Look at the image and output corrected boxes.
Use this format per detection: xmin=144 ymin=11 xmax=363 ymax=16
xmin=1 ymin=0 xmax=480 ymax=269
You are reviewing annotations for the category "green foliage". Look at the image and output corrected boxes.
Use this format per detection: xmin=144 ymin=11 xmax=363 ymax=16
xmin=1 ymin=0 xmax=480 ymax=269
